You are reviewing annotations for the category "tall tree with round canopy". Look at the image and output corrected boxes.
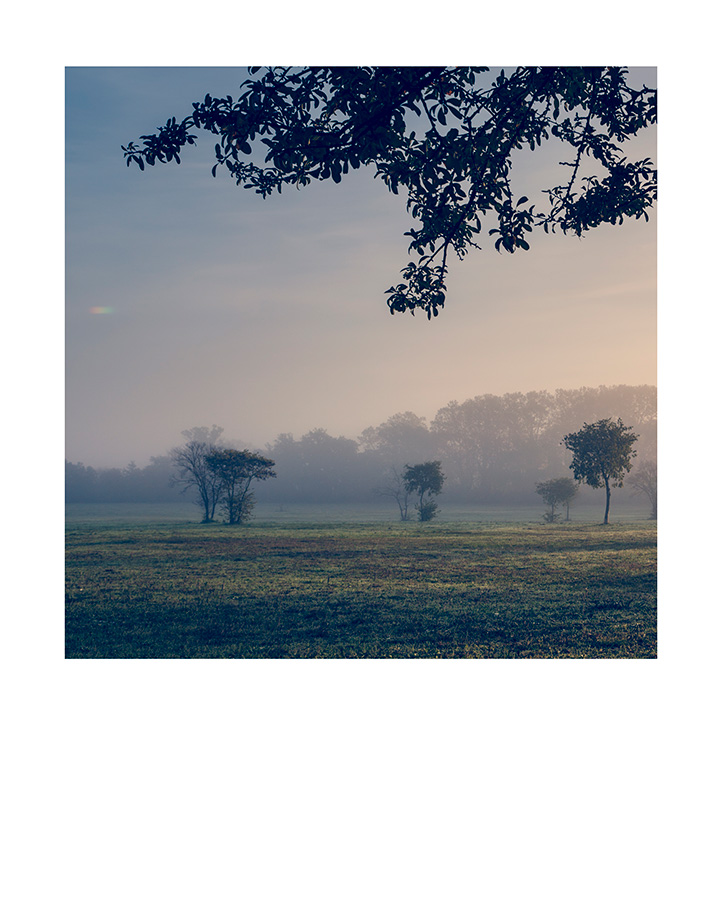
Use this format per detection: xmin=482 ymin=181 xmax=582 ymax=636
xmin=563 ymin=418 xmax=637 ymax=524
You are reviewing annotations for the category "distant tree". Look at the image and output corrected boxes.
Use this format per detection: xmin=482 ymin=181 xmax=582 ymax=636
xmin=403 ymin=461 xmax=445 ymax=521
xmin=559 ymin=479 xmax=580 ymax=521
xmin=170 ymin=426 xmax=225 ymax=522
xmin=138 ymin=455 xmax=179 ymax=502
xmin=536 ymin=476 xmax=578 ymax=523
xmin=360 ymin=411 xmax=435 ymax=463
xmin=563 ymin=418 xmax=637 ymax=524
xmin=65 ymin=460 xmax=99 ymax=502
xmin=626 ymin=458 xmax=657 ymax=519
xmin=123 ymin=66 xmax=656 ymax=318
xmin=265 ymin=429 xmax=363 ymax=502
xmin=66 ymin=457 xmax=179 ymax=503
xmin=204 ymin=448 xmax=277 ymax=524
xmin=181 ymin=424 xmax=225 ymax=445
xmin=376 ymin=466 xmax=413 ymax=521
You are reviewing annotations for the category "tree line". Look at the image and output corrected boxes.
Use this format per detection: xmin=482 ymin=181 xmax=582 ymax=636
xmin=66 ymin=384 xmax=656 ymax=511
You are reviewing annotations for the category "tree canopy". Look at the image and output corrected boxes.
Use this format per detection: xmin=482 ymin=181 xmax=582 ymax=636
xmin=535 ymin=476 xmax=579 ymax=522
xmin=204 ymin=448 xmax=277 ymax=524
xmin=123 ymin=66 xmax=656 ymax=319
xmin=403 ymin=460 xmax=445 ymax=521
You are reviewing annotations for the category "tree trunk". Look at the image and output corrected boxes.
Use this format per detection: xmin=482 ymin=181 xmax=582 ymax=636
xmin=603 ymin=478 xmax=611 ymax=524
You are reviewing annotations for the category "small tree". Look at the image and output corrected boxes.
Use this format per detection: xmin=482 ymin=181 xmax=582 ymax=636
xmin=170 ymin=426 xmax=225 ymax=522
xmin=560 ymin=479 xmax=579 ymax=521
xmin=536 ymin=477 xmax=578 ymax=523
xmin=627 ymin=458 xmax=657 ymax=519
xmin=204 ymin=449 xmax=276 ymax=524
xmin=403 ymin=461 xmax=445 ymax=522
xmin=563 ymin=418 xmax=638 ymax=524
xmin=376 ymin=466 xmax=413 ymax=521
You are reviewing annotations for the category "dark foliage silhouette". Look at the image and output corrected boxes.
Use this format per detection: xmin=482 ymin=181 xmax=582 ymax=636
xmin=563 ymin=418 xmax=638 ymax=523
xmin=123 ymin=67 xmax=656 ymax=318
xmin=535 ymin=477 xmax=579 ymax=522
xmin=204 ymin=448 xmax=277 ymax=524
xmin=403 ymin=461 xmax=445 ymax=521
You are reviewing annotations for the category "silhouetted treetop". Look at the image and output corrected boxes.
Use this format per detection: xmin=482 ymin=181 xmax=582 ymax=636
xmin=123 ymin=66 xmax=656 ymax=319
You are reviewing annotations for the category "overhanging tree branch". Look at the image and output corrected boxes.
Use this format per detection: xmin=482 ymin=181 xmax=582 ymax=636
xmin=123 ymin=66 xmax=656 ymax=320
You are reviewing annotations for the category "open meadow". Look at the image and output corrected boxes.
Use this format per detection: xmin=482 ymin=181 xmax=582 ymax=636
xmin=65 ymin=505 xmax=656 ymax=659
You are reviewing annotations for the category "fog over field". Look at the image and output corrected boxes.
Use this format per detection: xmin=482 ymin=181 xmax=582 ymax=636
xmin=66 ymin=67 xmax=656 ymax=468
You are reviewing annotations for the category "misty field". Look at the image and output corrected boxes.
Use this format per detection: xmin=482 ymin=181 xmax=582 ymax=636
xmin=65 ymin=516 xmax=656 ymax=659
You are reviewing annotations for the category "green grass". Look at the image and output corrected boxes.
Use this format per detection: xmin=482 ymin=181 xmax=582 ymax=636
xmin=65 ymin=499 xmax=653 ymax=525
xmin=65 ymin=519 xmax=656 ymax=659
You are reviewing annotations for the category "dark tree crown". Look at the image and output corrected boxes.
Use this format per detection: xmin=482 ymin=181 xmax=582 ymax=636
xmin=563 ymin=418 xmax=638 ymax=488
xmin=123 ymin=66 xmax=656 ymax=318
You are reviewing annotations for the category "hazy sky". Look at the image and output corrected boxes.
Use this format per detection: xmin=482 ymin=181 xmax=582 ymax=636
xmin=66 ymin=67 xmax=656 ymax=466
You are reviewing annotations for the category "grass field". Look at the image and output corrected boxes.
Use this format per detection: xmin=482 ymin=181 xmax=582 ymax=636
xmin=65 ymin=516 xmax=656 ymax=659
xmin=65 ymin=498 xmax=652 ymax=525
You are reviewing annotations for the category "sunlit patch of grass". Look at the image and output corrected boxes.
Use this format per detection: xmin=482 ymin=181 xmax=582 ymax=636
xmin=65 ymin=521 xmax=656 ymax=659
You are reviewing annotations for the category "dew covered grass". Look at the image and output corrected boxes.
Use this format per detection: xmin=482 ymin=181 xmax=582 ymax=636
xmin=65 ymin=520 xmax=656 ymax=659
